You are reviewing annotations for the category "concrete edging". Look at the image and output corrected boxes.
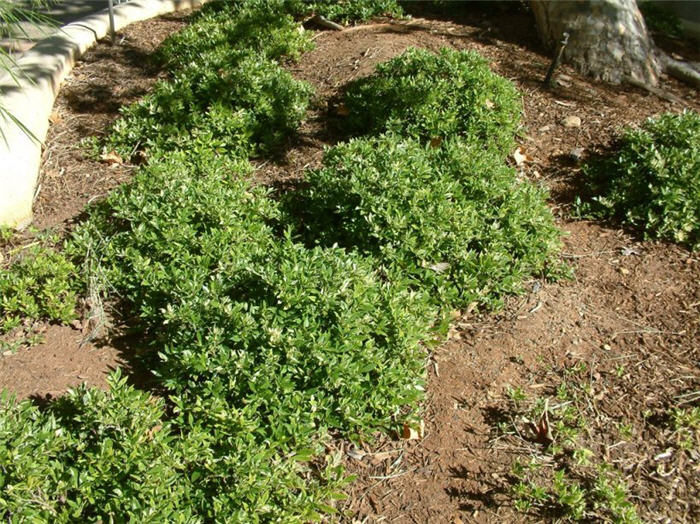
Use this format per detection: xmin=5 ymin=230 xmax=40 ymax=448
xmin=0 ymin=0 xmax=206 ymax=228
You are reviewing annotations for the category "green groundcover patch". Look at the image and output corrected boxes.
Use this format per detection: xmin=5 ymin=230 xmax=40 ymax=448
xmin=284 ymin=135 xmax=564 ymax=309
xmin=577 ymin=111 xmax=700 ymax=250
xmin=1 ymin=0 xmax=567 ymax=520
xmin=341 ymin=47 xmax=522 ymax=156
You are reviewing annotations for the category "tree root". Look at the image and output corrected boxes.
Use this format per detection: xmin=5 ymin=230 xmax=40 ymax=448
xmin=310 ymin=14 xmax=344 ymax=31
xmin=661 ymin=54 xmax=700 ymax=90
xmin=625 ymin=77 xmax=685 ymax=105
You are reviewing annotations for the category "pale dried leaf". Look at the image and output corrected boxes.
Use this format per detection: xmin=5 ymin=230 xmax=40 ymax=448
xmin=100 ymin=151 xmax=123 ymax=165
xmin=49 ymin=111 xmax=62 ymax=124
xmin=346 ymin=446 xmax=365 ymax=461
xmin=401 ymin=419 xmax=425 ymax=440
xmin=513 ymin=146 xmax=533 ymax=166
xmin=429 ymin=261 xmax=450 ymax=273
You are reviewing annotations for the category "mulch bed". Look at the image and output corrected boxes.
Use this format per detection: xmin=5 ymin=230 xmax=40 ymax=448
xmin=1 ymin=5 xmax=698 ymax=522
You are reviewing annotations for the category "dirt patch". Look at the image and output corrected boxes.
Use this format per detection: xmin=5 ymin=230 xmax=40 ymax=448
xmin=32 ymin=11 xmax=190 ymax=232
xmin=0 ymin=324 xmax=123 ymax=401
xmin=1 ymin=6 xmax=698 ymax=522
xmin=342 ymin=221 xmax=699 ymax=522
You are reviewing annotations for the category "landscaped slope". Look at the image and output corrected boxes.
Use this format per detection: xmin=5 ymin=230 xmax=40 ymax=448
xmin=0 ymin=1 xmax=566 ymax=520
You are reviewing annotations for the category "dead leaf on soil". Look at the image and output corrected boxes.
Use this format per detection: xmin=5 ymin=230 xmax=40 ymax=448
xmin=49 ymin=111 xmax=62 ymax=124
xmin=621 ymin=247 xmax=640 ymax=256
xmin=484 ymin=99 xmax=495 ymax=109
xmin=100 ymin=151 xmax=123 ymax=165
xmin=346 ymin=446 xmax=366 ymax=461
xmin=336 ymin=103 xmax=350 ymax=116
xmin=401 ymin=419 xmax=425 ymax=440
xmin=513 ymin=146 xmax=533 ymax=167
xmin=562 ymin=115 xmax=582 ymax=128
xmin=429 ymin=136 xmax=443 ymax=148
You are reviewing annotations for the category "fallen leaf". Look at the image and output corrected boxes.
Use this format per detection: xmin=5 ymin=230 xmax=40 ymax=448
xmin=147 ymin=424 xmax=163 ymax=440
xmin=336 ymin=103 xmax=350 ymax=116
xmin=562 ymin=115 xmax=581 ymax=128
xmin=569 ymin=147 xmax=584 ymax=162
xmin=346 ymin=446 xmax=365 ymax=461
xmin=49 ymin=111 xmax=62 ymax=124
xmin=620 ymin=247 xmax=640 ymax=256
xmin=513 ymin=146 xmax=533 ymax=166
xmin=484 ymin=99 xmax=495 ymax=109
xmin=429 ymin=261 xmax=450 ymax=273
xmin=429 ymin=136 xmax=443 ymax=148
xmin=100 ymin=151 xmax=123 ymax=165
xmin=401 ymin=419 xmax=425 ymax=440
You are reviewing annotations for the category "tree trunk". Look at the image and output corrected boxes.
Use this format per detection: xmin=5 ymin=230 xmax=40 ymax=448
xmin=531 ymin=0 xmax=661 ymax=86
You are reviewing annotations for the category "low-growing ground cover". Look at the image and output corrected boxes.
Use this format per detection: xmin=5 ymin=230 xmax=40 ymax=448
xmin=285 ymin=136 xmax=564 ymax=309
xmin=2 ymin=1 xmax=698 ymax=522
xmin=0 ymin=0 xmax=568 ymax=520
xmin=2 ymin=4 xmax=557 ymax=521
xmin=341 ymin=47 xmax=522 ymax=155
xmin=577 ymin=111 xmax=700 ymax=250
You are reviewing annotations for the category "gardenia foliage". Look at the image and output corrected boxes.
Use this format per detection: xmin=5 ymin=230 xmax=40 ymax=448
xmin=0 ymin=0 xmax=565 ymax=520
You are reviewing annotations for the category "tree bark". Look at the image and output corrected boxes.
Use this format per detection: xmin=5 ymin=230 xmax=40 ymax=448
xmin=531 ymin=0 xmax=661 ymax=86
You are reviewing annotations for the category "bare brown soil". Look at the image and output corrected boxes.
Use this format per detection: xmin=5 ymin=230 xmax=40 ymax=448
xmin=1 ymin=6 xmax=698 ymax=522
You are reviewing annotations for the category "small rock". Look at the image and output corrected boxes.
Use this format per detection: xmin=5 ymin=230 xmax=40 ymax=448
xmin=562 ymin=115 xmax=581 ymax=128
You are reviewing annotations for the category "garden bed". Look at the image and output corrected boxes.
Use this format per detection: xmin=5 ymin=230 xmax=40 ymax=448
xmin=1 ymin=3 xmax=698 ymax=522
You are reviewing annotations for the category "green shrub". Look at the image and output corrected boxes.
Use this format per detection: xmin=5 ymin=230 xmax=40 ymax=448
xmin=342 ymin=47 xmax=522 ymax=155
xmin=0 ymin=371 xmax=342 ymax=522
xmin=578 ymin=111 xmax=700 ymax=249
xmin=158 ymin=2 xmax=313 ymax=71
xmin=73 ymin=151 xmax=436 ymax=440
xmin=0 ymin=2 xmax=567 ymax=520
xmin=284 ymin=136 xmax=564 ymax=309
xmin=158 ymin=241 xmax=437 ymax=441
xmin=0 ymin=372 xmax=188 ymax=521
xmin=307 ymin=0 xmax=402 ymax=22
xmin=213 ymin=0 xmax=403 ymax=23
xmin=108 ymin=53 xmax=313 ymax=159
xmin=0 ymin=243 xmax=78 ymax=334
xmin=72 ymin=151 xmax=279 ymax=321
